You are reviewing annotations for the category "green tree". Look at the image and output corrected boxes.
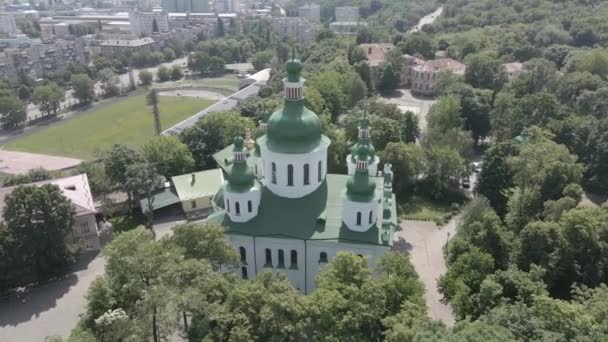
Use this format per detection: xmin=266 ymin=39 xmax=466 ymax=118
xmin=424 ymin=146 xmax=465 ymax=199
xmin=97 ymin=68 xmax=119 ymax=97
xmin=309 ymin=71 xmax=347 ymax=122
xmin=426 ymin=95 xmax=461 ymax=133
xmin=124 ymin=162 xmax=164 ymax=230
xmin=180 ymin=111 xmax=255 ymax=169
xmin=156 ymin=65 xmax=171 ymax=82
xmin=138 ymin=70 xmax=153 ymax=86
xmin=252 ymin=50 xmax=273 ymax=71
xmin=398 ymin=32 xmax=436 ymax=59
xmin=2 ymin=184 xmax=76 ymax=286
xmin=162 ymin=47 xmax=176 ymax=61
xmin=3 ymin=168 xmax=53 ymax=187
xmin=381 ymin=142 xmax=424 ymax=194
xmin=347 ymin=73 xmax=368 ymax=106
xmin=71 ymin=74 xmax=95 ymax=104
xmin=32 ymin=83 xmax=65 ymax=116
xmin=170 ymin=65 xmax=183 ymax=80
xmin=168 ymin=223 xmax=239 ymax=269
xmin=81 ymin=276 xmax=116 ymax=334
xmin=475 ymin=142 xmax=519 ymax=217
xmin=401 ymin=111 xmax=420 ymax=143
xmin=146 ymin=90 xmax=161 ymax=135
xmin=103 ymin=144 xmax=144 ymax=207
xmin=464 ymin=52 xmax=508 ymax=91
xmin=142 ymin=136 xmax=194 ymax=178
xmin=378 ymin=63 xmax=400 ymax=93
xmin=0 ymin=94 xmax=26 ymax=128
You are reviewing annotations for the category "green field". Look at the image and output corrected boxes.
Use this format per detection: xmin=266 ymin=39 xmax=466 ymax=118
xmin=4 ymin=94 xmax=214 ymax=160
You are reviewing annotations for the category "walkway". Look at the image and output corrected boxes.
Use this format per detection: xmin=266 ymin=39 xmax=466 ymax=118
xmin=394 ymin=219 xmax=456 ymax=326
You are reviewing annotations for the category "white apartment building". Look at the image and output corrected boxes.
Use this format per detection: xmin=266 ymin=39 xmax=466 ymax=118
xmin=215 ymin=0 xmax=240 ymax=13
xmin=335 ymin=6 xmax=359 ymax=22
xmin=0 ymin=13 xmax=18 ymax=35
xmin=298 ymin=4 xmax=320 ymax=23
xmin=129 ymin=10 xmax=170 ymax=37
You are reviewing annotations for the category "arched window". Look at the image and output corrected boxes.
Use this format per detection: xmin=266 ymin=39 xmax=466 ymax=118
xmin=271 ymin=162 xmax=277 ymax=184
xmin=318 ymin=160 xmax=322 ymax=182
xmin=287 ymin=164 xmax=294 ymax=186
xmin=278 ymin=249 xmax=285 ymax=268
xmin=290 ymin=250 xmax=298 ymax=268
xmin=369 ymin=211 xmax=373 ymax=224
xmin=319 ymin=252 xmax=328 ymax=263
xmin=265 ymin=248 xmax=272 ymax=267
xmin=303 ymin=164 xmax=310 ymax=185
xmin=255 ymin=164 xmax=258 ymax=175
xmin=226 ymin=199 xmax=230 ymax=213
xmin=235 ymin=202 xmax=240 ymax=216
xmin=248 ymin=200 xmax=252 ymax=212
xmin=239 ymin=247 xmax=247 ymax=264
xmin=356 ymin=212 xmax=362 ymax=225
xmin=241 ymin=266 xmax=248 ymax=279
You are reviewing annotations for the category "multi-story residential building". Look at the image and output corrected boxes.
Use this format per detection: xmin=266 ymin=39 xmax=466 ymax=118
xmin=215 ymin=0 xmax=240 ymax=13
xmin=161 ymin=0 xmax=211 ymax=13
xmin=0 ymin=13 xmax=18 ymax=35
xmin=0 ymin=174 xmax=102 ymax=251
xmin=335 ymin=6 xmax=359 ymax=22
xmin=0 ymin=39 xmax=88 ymax=85
xmin=410 ymin=58 xmax=466 ymax=96
xmin=98 ymin=37 xmax=156 ymax=57
xmin=272 ymin=17 xmax=319 ymax=42
xmin=129 ymin=10 xmax=170 ymax=37
xmin=298 ymin=4 xmax=320 ymax=23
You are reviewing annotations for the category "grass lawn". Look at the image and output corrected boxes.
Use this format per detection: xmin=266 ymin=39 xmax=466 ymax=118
xmin=4 ymin=94 xmax=214 ymax=160
xmin=398 ymin=196 xmax=455 ymax=221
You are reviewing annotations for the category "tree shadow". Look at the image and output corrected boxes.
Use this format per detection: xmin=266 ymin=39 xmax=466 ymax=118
xmin=392 ymin=236 xmax=413 ymax=253
xmin=0 ymin=273 xmax=78 ymax=327
xmin=380 ymin=89 xmax=406 ymax=99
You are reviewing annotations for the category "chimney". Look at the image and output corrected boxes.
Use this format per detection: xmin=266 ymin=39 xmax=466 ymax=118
xmin=191 ymin=173 xmax=196 ymax=184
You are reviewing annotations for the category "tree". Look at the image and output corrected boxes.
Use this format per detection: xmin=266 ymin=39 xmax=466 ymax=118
xmin=81 ymin=276 xmax=116 ymax=333
xmin=142 ymin=136 xmax=194 ymax=178
xmin=97 ymin=68 xmax=119 ymax=97
xmin=378 ymin=63 xmax=400 ymax=93
xmin=32 ymin=83 xmax=65 ymax=116
xmin=104 ymin=228 xmax=181 ymax=342
xmin=347 ymin=73 xmax=367 ymax=106
xmin=4 ymin=168 xmax=53 ymax=187
xmin=398 ymin=32 xmax=436 ymax=59
xmin=424 ymin=146 xmax=465 ymax=199
xmin=309 ymin=71 xmax=347 ymax=122
xmin=168 ymin=223 xmax=239 ymax=270
xmin=376 ymin=252 xmax=425 ymax=316
xmin=216 ymin=17 xmax=225 ymax=37
xmin=0 ymin=93 xmax=26 ymax=128
xmin=180 ymin=111 xmax=256 ymax=169
xmin=124 ymin=163 xmax=164 ymax=230
xmin=103 ymin=144 xmax=144 ymax=207
xmin=426 ymin=95 xmax=462 ymax=133
xmin=146 ymin=90 xmax=161 ymax=135
xmin=162 ymin=47 xmax=176 ymax=62
xmin=156 ymin=65 xmax=171 ymax=82
xmin=2 ymin=184 xmax=76 ymax=287
xmin=475 ymin=142 xmax=519 ymax=217
xmin=252 ymin=50 xmax=273 ymax=71
xmin=170 ymin=65 xmax=183 ymax=80
xmin=71 ymin=74 xmax=95 ymax=104
xmin=464 ymin=52 xmax=508 ymax=91
xmin=381 ymin=142 xmax=424 ymax=194
xmin=139 ymin=70 xmax=153 ymax=86
xmin=401 ymin=111 xmax=420 ymax=143
xmin=354 ymin=61 xmax=373 ymax=93
xmin=17 ymin=85 xmax=32 ymax=101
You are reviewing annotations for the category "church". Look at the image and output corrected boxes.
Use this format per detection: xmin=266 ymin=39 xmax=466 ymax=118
xmin=206 ymin=56 xmax=397 ymax=293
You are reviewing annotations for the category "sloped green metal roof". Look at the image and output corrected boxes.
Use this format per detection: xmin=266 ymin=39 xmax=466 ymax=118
xmin=171 ymin=169 xmax=224 ymax=201
xmin=207 ymin=174 xmax=396 ymax=246
xmin=213 ymin=144 xmax=256 ymax=173
xmin=139 ymin=186 xmax=180 ymax=212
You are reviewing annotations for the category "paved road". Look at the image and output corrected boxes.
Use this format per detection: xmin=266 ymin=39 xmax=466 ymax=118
xmin=408 ymin=7 xmax=443 ymax=33
xmin=0 ymin=217 xmax=186 ymax=341
xmin=381 ymin=89 xmax=436 ymax=132
xmin=394 ymin=219 xmax=457 ymax=326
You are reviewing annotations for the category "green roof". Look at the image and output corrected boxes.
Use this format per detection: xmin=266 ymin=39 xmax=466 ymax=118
xmin=171 ymin=169 xmax=224 ymax=201
xmin=213 ymin=144 xmax=256 ymax=173
xmin=265 ymin=101 xmax=324 ymax=153
xmin=207 ymin=174 xmax=396 ymax=246
xmin=225 ymin=137 xmax=256 ymax=193
xmin=140 ymin=186 xmax=180 ymax=212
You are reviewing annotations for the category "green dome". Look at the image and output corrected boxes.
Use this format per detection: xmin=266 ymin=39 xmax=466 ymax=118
xmin=286 ymin=58 xmax=303 ymax=82
xmin=346 ymin=170 xmax=376 ymax=202
xmin=266 ymin=100 xmax=321 ymax=153
xmin=226 ymin=137 xmax=255 ymax=192
xmin=351 ymin=140 xmax=375 ymax=162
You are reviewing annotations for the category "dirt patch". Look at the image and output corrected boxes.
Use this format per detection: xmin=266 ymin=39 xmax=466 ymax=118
xmin=0 ymin=150 xmax=81 ymax=174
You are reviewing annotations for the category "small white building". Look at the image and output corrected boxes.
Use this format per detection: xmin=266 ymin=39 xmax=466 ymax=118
xmin=207 ymin=57 xmax=397 ymax=293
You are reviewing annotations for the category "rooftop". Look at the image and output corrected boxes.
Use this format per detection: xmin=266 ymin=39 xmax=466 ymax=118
xmin=207 ymin=174 xmax=396 ymax=246
xmin=359 ymin=43 xmax=395 ymax=67
xmin=0 ymin=174 xmax=96 ymax=222
xmin=171 ymin=168 xmax=224 ymax=201
xmin=414 ymin=58 xmax=466 ymax=74
xmin=100 ymin=37 xmax=155 ymax=47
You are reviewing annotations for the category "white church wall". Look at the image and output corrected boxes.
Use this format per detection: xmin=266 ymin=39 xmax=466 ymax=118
xmin=341 ymin=195 xmax=379 ymax=232
xmin=254 ymin=237 xmax=306 ymax=291
xmin=261 ymin=141 xmax=329 ymax=199
xmin=305 ymin=240 xmax=391 ymax=293
xmin=224 ymin=186 xmax=261 ymax=223
xmin=226 ymin=234 xmax=255 ymax=280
